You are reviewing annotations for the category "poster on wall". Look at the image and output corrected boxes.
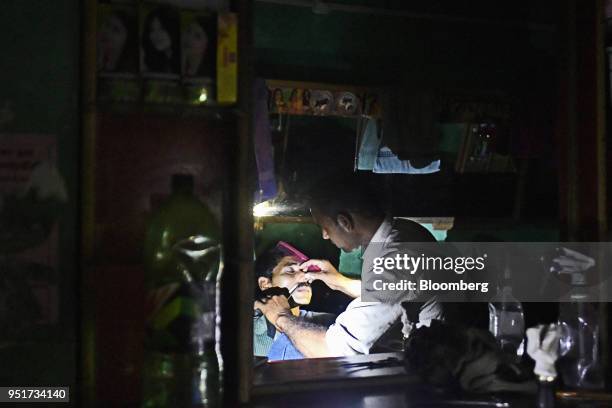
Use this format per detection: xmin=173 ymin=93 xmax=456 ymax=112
xmin=141 ymin=3 xmax=183 ymax=103
xmin=98 ymin=3 xmax=139 ymax=76
xmin=141 ymin=3 xmax=181 ymax=78
xmin=0 ymin=134 xmax=67 ymax=340
xmin=181 ymin=10 xmax=216 ymax=105
xmin=267 ymin=86 xmax=363 ymax=117
xmin=97 ymin=3 xmax=140 ymax=102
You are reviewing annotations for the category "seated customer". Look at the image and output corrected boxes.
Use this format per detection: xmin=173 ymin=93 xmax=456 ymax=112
xmin=254 ymin=244 xmax=335 ymax=361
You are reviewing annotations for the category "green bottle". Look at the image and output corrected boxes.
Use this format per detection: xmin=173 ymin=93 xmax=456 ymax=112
xmin=143 ymin=174 xmax=220 ymax=287
xmin=142 ymin=174 xmax=222 ymax=407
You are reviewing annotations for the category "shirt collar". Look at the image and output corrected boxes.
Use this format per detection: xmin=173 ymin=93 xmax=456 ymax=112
xmin=253 ymin=314 xmax=269 ymax=335
xmin=362 ymin=217 xmax=393 ymax=261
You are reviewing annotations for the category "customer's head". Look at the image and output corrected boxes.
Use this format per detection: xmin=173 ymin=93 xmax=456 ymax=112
xmin=307 ymin=175 xmax=385 ymax=252
xmin=255 ymin=245 xmax=311 ymax=306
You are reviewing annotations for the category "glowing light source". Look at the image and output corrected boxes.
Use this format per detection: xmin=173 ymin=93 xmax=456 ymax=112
xmin=198 ymin=90 xmax=208 ymax=102
xmin=253 ymin=197 xmax=306 ymax=218
xmin=253 ymin=201 xmax=276 ymax=217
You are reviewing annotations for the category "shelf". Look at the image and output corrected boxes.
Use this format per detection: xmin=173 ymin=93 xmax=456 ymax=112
xmin=92 ymin=102 xmax=240 ymax=120
xmin=254 ymin=214 xmax=455 ymax=231
xmin=268 ymin=111 xmax=367 ymax=119
xmin=266 ymin=78 xmax=381 ymax=118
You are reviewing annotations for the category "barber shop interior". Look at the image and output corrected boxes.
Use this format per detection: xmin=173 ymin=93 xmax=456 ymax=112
xmin=2 ymin=0 xmax=612 ymax=406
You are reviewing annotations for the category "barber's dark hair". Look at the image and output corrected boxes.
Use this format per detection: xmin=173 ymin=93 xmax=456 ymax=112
xmin=306 ymin=175 xmax=385 ymax=223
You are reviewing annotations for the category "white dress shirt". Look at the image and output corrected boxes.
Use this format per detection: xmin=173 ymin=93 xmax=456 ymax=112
xmin=325 ymin=218 xmax=443 ymax=356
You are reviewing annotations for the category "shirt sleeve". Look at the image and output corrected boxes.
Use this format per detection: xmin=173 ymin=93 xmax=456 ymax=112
xmin=325 ymin=297 xmax=403 ymax=356
xmin=303 ymin=311 xmax=337 ymax=328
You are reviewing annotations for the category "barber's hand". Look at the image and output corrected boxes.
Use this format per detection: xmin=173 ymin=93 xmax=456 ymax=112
xmin=254 ymin=295 xmax=292 ymax=331
xmin=300 ymin=259 xmax=344 ymax=290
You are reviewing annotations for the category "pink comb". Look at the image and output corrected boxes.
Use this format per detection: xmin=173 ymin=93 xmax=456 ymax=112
xmin=276 ymin=241 xmax=321 ymax=271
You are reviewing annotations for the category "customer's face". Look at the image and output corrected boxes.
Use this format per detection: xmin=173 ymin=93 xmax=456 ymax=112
xmin=183 ymin=22 xmax=208 ymax=55
xmin=259 ymin=256 xmax=312 ymax=305
xmin=149 ymin=17 xmax=172 ymax=52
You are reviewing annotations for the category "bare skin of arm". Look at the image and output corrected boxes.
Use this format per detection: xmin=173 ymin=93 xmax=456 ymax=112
xmin=254 ymin=295 xmax=334 ymax=358
xmin=300 ymin=259 xmax=361 ymax=299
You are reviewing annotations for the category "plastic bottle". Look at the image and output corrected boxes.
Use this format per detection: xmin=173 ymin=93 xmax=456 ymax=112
xmin=143 ymin=174 xmax=220 ymax=286
xmin=488 ymin=264 xmax=525 ymax=356
xmin=556 ymin=264 xmax=604 ymax=390
xmin=142 ymin=174 xmax=222 ymax=407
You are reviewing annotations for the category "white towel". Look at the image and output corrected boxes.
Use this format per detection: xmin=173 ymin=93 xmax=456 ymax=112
xmin=373 ymin=146 xmax=440 ymax=174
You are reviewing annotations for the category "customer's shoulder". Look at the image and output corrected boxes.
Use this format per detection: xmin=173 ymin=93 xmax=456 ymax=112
xmin=253 ymin=314 xmax=269 ymax=335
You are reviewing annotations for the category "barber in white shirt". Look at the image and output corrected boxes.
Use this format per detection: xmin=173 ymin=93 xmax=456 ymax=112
xmin=255 ymin=177 xmax=443 ymax=357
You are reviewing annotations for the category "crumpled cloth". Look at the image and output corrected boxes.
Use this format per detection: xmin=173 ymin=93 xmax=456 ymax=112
xmin=380 ymin=87 xmax=438 ymax=161
xmin=404 ymin=320 xmax=536 ymax=393
xmin=373 ymin=146 xmax=440 ymax=174
xmin=356 ymin=119 xmax=382 ymax=170
xmin=526 ymin=324 xmax=560 ymax=380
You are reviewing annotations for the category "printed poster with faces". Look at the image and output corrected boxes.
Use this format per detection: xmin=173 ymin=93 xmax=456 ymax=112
xmin=97 ymin=3 xmax=139 ymax=77
xmin=140 ymin=3 xmax=181 ymax=79
xmin=180 ymin=10 xmax=217 ymax=105
xmin=180 ymin=10 xmax=217 ymax=84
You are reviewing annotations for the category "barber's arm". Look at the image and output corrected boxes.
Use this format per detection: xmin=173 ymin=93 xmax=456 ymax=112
xmin=300 ymin=259 xmax=361 ymax=298
xmin=254 ymin=295 xmax=331 ymax=358
xmin=255 ymin=295 xmax=402 ymax=358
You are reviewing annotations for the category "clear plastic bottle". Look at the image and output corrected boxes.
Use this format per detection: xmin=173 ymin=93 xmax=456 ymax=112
xmin=557 ymin=289 xmax=604 ymax=389
xmin=488 ymin=265 xmax=525 ymax=356
xmin=142 ymin=174 xmax=222 ymax=407
xmin=548 ymin=247 xmax=604 ymax=390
